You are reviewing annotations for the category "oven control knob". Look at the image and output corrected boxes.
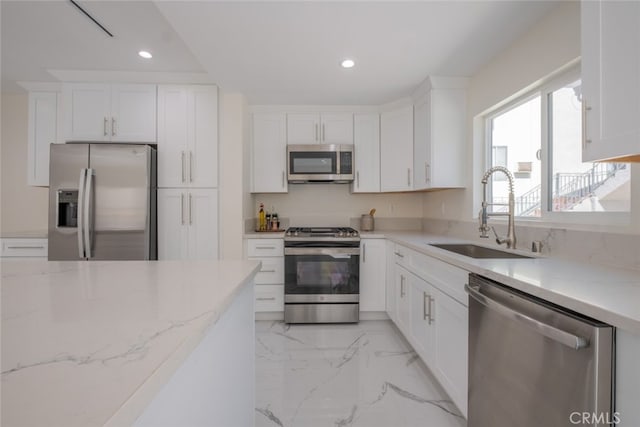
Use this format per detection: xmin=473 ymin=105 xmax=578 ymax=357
xmin=351 ymin=230 xmax=358 ymax=237
xmin=294 ymin=230 xmax=299 ymax=236
xmin=338 ymin=230 xmax=345 ymax=237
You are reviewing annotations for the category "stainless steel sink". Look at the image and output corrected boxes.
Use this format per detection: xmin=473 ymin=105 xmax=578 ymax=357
xmin=428 ymin=243 xmax=533 ymax=259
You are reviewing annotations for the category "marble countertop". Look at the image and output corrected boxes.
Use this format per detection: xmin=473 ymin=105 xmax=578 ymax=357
xmin=376 ymin=231 xmax=640 ymax=334
xmin=1 ymin=259 xmax=260 ymax=427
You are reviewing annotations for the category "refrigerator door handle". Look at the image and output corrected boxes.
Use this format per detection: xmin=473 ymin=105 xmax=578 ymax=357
xmin=77 ymin=169 xmax=87 ymax=258
xmin=84 ymin=168 xmax=95 ymax=259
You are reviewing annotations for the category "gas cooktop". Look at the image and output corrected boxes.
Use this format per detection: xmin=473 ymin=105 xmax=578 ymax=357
xmin=284 ymin=227 xmax=360 ymax=239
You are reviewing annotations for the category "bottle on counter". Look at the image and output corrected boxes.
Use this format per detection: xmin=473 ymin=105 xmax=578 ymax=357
xmin=271 ymin=212 xmax=279 ymax=231
xmin=258 ymin=203 xmax=266 ymax=231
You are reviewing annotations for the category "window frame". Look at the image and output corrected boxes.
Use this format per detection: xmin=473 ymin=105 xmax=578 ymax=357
xmin=484 ymin=65 xmax=630 ymax=226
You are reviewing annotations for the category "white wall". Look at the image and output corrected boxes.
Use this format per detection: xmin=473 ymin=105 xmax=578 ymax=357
xmin=0 ymin=93 xmax=49 ymax=234
xmin=254 ymin=185 xmax=423 ymax=227
xmin=219 ymin=92 xmax=249 ymax=259
xmin=422 ymin=1 xmax=639 ymax=234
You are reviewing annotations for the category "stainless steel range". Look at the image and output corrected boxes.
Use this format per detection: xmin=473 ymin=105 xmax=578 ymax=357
xmin=284 ymin=227 xmax=360 ymax=323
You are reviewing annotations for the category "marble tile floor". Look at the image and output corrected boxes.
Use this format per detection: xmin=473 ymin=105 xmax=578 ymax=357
xmin=255 ymin=320 xmax=467 ymax=427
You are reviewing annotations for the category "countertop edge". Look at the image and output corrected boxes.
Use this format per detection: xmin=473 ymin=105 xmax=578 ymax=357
xmin=104 ymin=262 xmax=261 ymax=427
xmin=378 ymin=231 xmax=640 ymax=334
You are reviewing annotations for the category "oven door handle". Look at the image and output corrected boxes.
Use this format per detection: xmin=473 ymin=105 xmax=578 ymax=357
xmin=284 ymin=247 xmax=360 ymax=256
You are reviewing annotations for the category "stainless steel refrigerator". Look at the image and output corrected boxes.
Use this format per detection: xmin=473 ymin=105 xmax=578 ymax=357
xmin=48 ymin=143 xmax=156 ymax=260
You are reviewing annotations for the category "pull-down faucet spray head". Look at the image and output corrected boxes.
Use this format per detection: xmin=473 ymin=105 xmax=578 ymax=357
xmin=479 ymin=166 xmax=517 ymax=249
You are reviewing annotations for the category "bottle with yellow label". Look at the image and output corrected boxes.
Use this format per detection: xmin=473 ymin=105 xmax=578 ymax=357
xmin=258 ymin=203 xmax=266 ymax=231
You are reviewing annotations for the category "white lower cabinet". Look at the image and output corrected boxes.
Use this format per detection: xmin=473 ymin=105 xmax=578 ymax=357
xmin=409 ymin=273 xmax=436 ymax=367
xmin=385 ymin=241 xmax=398 ymax=323
xmin=359 ymin=238 xmax=386 ymax=311
xmin=157 ymin=189 xmax=218 ymax=260
xmin=395 ymin=264 xmax=411 ymax=334
xmin=386 ymin=242 xmax=468 ymax=417
xmin=246 ymin=238 xmax=284 ymax=313
xmin=430 ymin=285 xmax=468 ymax=415
xmin=1 ymin=238 xmax=48 ymax=258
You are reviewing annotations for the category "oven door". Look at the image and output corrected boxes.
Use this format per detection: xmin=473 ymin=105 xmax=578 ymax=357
xmin=284 ymin=244 xmax=359 ymax=303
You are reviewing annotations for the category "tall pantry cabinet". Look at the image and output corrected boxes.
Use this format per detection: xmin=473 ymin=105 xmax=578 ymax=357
xmin=157 ymin=85 xmax=219 ymax=260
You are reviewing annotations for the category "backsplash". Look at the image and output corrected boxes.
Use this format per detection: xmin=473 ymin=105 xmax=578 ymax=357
xmin=422 ymin=218 xmax=640 ymax=271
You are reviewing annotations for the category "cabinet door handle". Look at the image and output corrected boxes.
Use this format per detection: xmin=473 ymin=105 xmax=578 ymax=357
xmin=112 ymin=118 xmax=116 ymax=136
xmin=400 ymin=275 xmax=405 ymax=297
xmin=322 ymin=123 xmax=325 ymax=141
xmin=256 ymin=297 xmax=276 ymax=301
xmin=7 ymin=245 xmax=45 ymax=249
xmin=407 ymin=168 xmax=411 ymax=187
xmin=428 ymin=295 xmax=434 ymax=324
xmin=582 ymin=101 xmax=592 ymax=149
xmin=104 ymin=117 xmax=108 ymax=136
xmin=181 ymin=193 xmax=185 ymax=225
xmin=423 ymin=292 xmax=428 ymax=320
xmin=356 ymin=171 xmax=360 ymax=188
xmin=181 ymin=151 xmax=186 ymax=183
xmin=362 ymin=243 xmax=366 ymax=263
xmin=260 ymin=269 xmax=277 ymax=273
xmin=425 ymin=163 xmax=431 ymax=184
xmin=189 ymin=193 xmax=193 ymax=225
xmin=315 ymin=124 xmax=319 ymax=142
xmin=282 ymin=171 xmax=285 ymax=188
xmin=189 ymin=151 xmax=194 ymax=183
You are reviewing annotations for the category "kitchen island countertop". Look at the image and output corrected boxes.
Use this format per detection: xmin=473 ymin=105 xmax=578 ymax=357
xmin=1 ymin=259 xmax=260 ymax=427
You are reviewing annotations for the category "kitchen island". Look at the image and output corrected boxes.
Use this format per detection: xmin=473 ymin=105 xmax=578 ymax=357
xmin=1 ymin=259 xmax=260 ymax=427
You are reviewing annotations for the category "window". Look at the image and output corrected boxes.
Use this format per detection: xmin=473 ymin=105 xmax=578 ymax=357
xmin=486 ymin=67 xmax=630 ymax=220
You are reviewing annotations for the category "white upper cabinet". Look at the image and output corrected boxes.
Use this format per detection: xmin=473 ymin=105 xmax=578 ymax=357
xmin=64 ymin=83 xmax=156 ymax=143
xmin=380 ymin=105 xmax=414 ymax=192
xmin=287 ymin=113 xmax=353 ymax=145
xmin=413 ymin=82 xmax=467 ymax=190
xmin=157 ymin=85 xmax=218 ymax=188
xmin=28 ymin=91 xmax=62 ymax=186
xmin=251 ymin=112 xmax=288 ymax=193
xmin=352 ymin=113 xmax=380 ymax=193
xmin=582 ymin=0 xmax=640 ymax=162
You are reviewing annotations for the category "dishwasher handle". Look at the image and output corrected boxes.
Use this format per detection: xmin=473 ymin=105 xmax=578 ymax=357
xmin=465 ymin=283 xmax=590 ymax=350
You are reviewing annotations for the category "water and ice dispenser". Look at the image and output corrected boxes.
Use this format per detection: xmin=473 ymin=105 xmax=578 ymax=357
xmin=56 ymin=190 xmax=78 ymax=228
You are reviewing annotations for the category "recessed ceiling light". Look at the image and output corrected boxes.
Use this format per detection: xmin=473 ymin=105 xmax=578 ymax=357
xmin=138 ymin=50 xmax=152 ymax=59
xmin=341 ymin=59 xmax=355 ymax=69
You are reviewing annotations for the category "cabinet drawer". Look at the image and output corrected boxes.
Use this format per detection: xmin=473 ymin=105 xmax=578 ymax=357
xmin=247 ymin=239 xmax=283 ymax=257
xmin=1 ymin=238 xmax=48 ymax=258
xmin=255 ymin=285 xmax=284 ymax=312
xmin=391 ymin=244 xmax=411 ymax=268
xmin=411 ymin=251 xmax=468 ymax=306
xmin=248 ymin=257 xmax=284 ymax=285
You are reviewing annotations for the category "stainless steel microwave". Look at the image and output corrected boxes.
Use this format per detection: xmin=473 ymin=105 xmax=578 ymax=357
xmin=287 ymin=144 xmax=354 ymax=183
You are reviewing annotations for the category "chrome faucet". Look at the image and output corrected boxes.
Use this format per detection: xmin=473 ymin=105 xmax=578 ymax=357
xmin=479 ymin=166 xmax=517 ymax=249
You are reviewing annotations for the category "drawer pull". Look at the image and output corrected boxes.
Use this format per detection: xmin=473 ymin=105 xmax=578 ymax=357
xmin=256 ymin=297 xmax=276 ymax=301
xmin=260 ymin=269 xmax=277 ymax=273
xmin=256 ymin=246 xmax=276 ymax=250
xmin=394 ymin=251 xmax=404 ymax=258
xmin=7 ymin=246 xmax=45 ymax=249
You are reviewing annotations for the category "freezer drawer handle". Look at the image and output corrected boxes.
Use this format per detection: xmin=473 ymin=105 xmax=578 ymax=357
xmin=464 ymin=283 xmax=589 ymax=350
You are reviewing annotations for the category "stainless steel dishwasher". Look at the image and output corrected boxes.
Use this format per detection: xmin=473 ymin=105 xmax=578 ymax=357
xmin=466 ymin=274 xmax=615 ymax=427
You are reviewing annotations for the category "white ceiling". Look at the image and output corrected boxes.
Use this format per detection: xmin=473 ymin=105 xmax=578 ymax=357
xmin=2 ymin=1 xmax=561 ymax=105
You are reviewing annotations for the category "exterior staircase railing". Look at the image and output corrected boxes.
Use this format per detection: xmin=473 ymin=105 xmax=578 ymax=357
xmin=492 ymin=163 xmax=626 ymax=216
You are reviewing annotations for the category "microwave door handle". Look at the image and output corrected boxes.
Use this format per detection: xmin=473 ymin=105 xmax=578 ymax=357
xmin=77 ymin=169 xmax=87 ymax=258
